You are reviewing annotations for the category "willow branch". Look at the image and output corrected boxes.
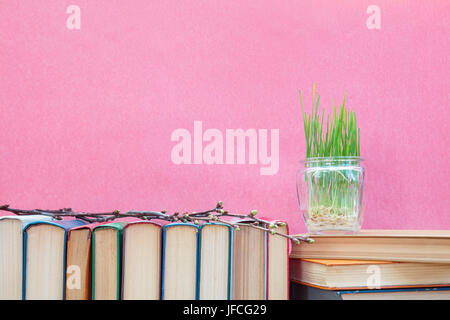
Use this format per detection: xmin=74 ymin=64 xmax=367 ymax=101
xmin=0 ymin=202 xmax=314 ymax=243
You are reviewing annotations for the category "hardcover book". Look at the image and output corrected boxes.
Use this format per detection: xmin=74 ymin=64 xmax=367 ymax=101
xmin=231 ymin=218 xmax=289 ymax=300
xmin=267 ymin=222 xmax=289 ymax=300
xmin=232 ymin=222 xmax=267 ymax=300
xmin=23 ymin=219 xmax=87 ymax=300
xmin=161 ymin=223 xmax=199 ymax=300
xmin=91 ymin=222 xmax=127 ymax=300
xmin=290 ymin=230 xmax=450 ymax=263
xmin=290 ymin=258 xmax=450 ymax=290
xmin=290 ymin=282 xmax=450 ymax=300
xmin=198 ymin=222 xmax=233 ymax=300
xmin=0 ymin=215 xmax=53 ymax=300
xmin=66 ymin=222 xmax=111 ymax=300
xmin=122 ymin=221 xmax=163 ymax=300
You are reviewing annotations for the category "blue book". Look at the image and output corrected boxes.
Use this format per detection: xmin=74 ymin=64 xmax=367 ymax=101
xmin=161 ymin=223 xmax=200 ymax=299
xmin=197 ymin=222 xmax=234 ymax=300
xmin=22 ymin=219 xmax=87 ymax=300
xmin=290 ymin=282 xmax=450 ymax=300
xmin=0 ymin=215 xmax=53 ymax=300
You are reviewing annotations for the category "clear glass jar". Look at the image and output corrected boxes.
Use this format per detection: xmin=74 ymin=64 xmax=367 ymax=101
xmin=296 ymin=157 xmax=365 ymax=234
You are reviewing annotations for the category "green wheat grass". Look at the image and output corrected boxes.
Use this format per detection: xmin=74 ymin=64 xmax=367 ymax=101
xmin=299 ymin=84 xmax=363 ymax=228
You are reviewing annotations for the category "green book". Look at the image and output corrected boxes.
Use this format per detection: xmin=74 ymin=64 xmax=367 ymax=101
xmin=91 ymin=222 xmax=126 ymax=300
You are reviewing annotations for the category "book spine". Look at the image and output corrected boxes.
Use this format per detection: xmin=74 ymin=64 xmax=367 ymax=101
xmin=62 ymin=230 xmax=69 ymax=300
xmin=22 ymin=229 xmax=27 ymax=300
xmin=116 ymin=228 xmax=123 ymax=300
xmin=264 ymin=230 xmax=268 ymax=300
xmin=195 ymin=225 xmax=200 ymax=300
xmin=160 ymin=226 xmax=166 ymax=300
xmin=286 ymin=223 xmax=290 ymax=300
xmin=228 ymin=226 xmax=234 ymax=300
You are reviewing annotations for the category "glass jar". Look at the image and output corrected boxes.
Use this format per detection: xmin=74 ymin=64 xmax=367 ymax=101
xmin=296 ymin=157 xmax=365 ymax=234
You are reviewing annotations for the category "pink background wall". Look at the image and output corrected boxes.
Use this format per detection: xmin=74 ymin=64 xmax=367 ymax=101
xmin=0 ymin=1 xmax=449 ymax=233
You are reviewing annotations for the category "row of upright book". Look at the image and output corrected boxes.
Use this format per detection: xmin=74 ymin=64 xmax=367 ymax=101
xmin=289 ymin=230 xmax=450 ymax=299
xmin=0 ymin=215 xmax=289 ymax=300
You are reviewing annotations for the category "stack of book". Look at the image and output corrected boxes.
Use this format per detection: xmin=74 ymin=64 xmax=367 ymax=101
xmin=289 ymin=230 xmax=450 ymax=300
xmin=0 ymin=215 xmax=289 ymax=300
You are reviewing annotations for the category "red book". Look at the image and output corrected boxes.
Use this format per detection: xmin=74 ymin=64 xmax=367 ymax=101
xmin=66 ymin=217 xmax=142 ymax=300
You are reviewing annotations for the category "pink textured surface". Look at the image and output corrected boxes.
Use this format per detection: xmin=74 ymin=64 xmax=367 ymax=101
xmin=0 ymin=1 xmax=449 ymax=233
